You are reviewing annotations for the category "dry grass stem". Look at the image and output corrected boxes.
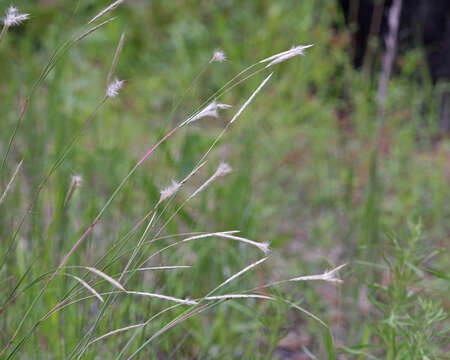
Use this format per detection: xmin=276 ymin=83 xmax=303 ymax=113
xmin=126 ymin=291 xmax=197 ymax=305
xmin=75 ymin=17 xmax=117 ymax=42
xmin=84 ymin=267 xmax=126 ymax=291
xmin=68 ymin=274 xmax=104 ymax=303
xmin=229 ymin=72 xmax=273 ymax=124
xmin=63 ymin=174 xmax=83 ymax=207
xmin=106 ymin=32 xmax=125 ymax=85
xmin=89 ymin=324 xmax=146 ymax=345
xmin=204 ymin=294 xmax=274 ymax=301
xmin=179 ymin=232 xmax=269 ymax=254
xmin=0 ymin=159 xmax=23 ymax=205
xmin=136 ymin=266 xmax=191 ymax=271
xmin=211 ymin=257 xmax=268 ymax=294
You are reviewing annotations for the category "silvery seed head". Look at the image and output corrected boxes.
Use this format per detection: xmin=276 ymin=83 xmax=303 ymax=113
xmin=185 ymin=101 xmax=231 ymax=125
xmin=3 ymin=6 xmax=29 ymax=27
xmin=71 ymin=174 xmax=83 ymax=188
xmin=260 ymin=44 xmax=313 ymax=68
xmin=211 ymin=49 xmax=226 ymax=63
xmin=159 ymin=180 xmax=181 ymax=203
xmin=106 ymin=78 xmax=124 ymax=98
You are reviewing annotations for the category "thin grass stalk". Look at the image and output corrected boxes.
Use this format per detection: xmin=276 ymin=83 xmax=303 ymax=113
xmin=88 ymin=0 xmax=125 ymax=25
xmin=207 ymin=257 xmax=268 ymax=295
xmin=0 ymin=231 xmax=234 ymax=317
xmin=0 ymin=99 xmax=106 ymax=273
xmin=106 ymin=31 xmax=125 ymax=85
xmin=118 ymin=161 xmax=207 ymax=281
xmin=124 ymin=304 xmax=211 ymax=360
xmin=149 ymin=74 xmax=273 ymax=243
xmin=48 ymin=126 xmax=178 ymax=285
xmin=0 ymin=99 xmax=110 ymax=357
xmin=68 ymin=227 xmax=215 ymax=357
xmin=16 ymin=57 xmax=272 ymax=358
xmin=0 ymin=211 xmax=159 ymax=353
xmin=0 ymin=159 xmax=23 ymax=205
xmin=0 ymin=17 xmax=115 ymax=173
xmin=122 ymin=263 xmax=341 ymax=358
xmin=119 ymin=256 xmax=268 ymax=358
xmin=0 ymin=24 xmax=9 ymax=44
xmin=55 ymin=128 xmax=203 ymax=316
xmin=101 ymin=303 xmax=184 ymax=358
xmin=1 ymin=25 xmax=117 ymax=299
xmin=119 ymin=212 xmax=157 ymax=281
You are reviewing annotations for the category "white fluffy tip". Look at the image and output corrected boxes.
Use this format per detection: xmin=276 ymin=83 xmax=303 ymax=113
xmin=106 ymin=78 xmax=124 ymax=98
xmin=3 ymin=6 xmax=29 ymax=27
xmin=159 ymin=180 xmax=181 ymax=203
xmin=211 ymin=49 xmax=226 ymax=63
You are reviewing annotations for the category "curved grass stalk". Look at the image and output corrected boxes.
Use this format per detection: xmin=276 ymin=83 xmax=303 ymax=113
xmin=0 ymin=159 xmax=22 ymax=205
xmin=0 ymin=99 xmax=106 ymax=273
xmin=12 ymin=59 xmax=273 ymax=359
xmin=1 ymin=17 xmax=116 ymax=173
xmin=148 ymin=73 xmax=274 ymax=245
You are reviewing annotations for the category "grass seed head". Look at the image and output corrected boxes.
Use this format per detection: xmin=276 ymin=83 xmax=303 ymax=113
xmin=159 ymin=180 xmax=181 ymax=203
xmin=211 ymin=49 xmax=226 ymax=63
xmin=214 ymin=162 xmax=232 ymax=178
xmin=185 ymin=101 xmax=232 ymax=125
xmin=106 ymin=78 xmax=124 ymax=98
xmin=260 ymin=44 xmax=313 ymax=68
xmin=71 ymin=174 xmax=83 ymax=188
xmin=3 ymin=6 xmax=29 ymax=27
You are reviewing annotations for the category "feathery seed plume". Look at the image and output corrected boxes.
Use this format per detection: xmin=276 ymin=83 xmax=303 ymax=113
xmin=72 ymin=174 xmax=83 ymax=188
xmin=190 ymin=162 xmax=232 ymax=198
xmin=214 ymin=162 xmax=232 ymax=177
xmin=3 ymin=6 xmax=29 ymax=27
xmin=183 ymin=101 xmax=231 ymax=126
xmin=289 ymin=263 xmax=347 ymax=283
xmin=88 ymin=0 xmax=124 ymax=25
xmin=63 ymin=174 xmax=83 ymax=207
xmin=260 ymin=44 xmax=313 ymax=68
xmin=159 ymin=180 xmax=181 ymax=204
xmin=210 ymin=49 xmax=226 ymax=63
xmin=106 ymin=78 xmax=124 ymax=98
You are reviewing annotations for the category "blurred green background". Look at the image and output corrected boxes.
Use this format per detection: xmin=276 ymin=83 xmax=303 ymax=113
xmin=1 ymin=0 xmax=448 ymax=358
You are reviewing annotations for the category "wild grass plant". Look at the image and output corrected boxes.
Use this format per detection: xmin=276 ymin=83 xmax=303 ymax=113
xmin=0 ymin=2 xmax=347 ymax=358
xmin=1 ymin=1 xmax=448 ymax=359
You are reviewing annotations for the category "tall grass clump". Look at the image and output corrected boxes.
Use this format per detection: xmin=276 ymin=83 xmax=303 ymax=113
xmin=0 ymin=2 xmax=345 ymax=358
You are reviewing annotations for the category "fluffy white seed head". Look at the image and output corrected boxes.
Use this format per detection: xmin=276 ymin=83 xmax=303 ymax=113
xmin=189 ymin=162 xmax=232 ymax=199
xmin=159 ymin=180 xmax=181 ymax=203
xmin=214 ymin=162 xmax=232 ymax=178
xmin=71 ymin=174 xmax=83 ymax=189
xmin=260 ymin=44 xmax=313 ymax=68
xmin=184 ymin=101 xmax=231 ymax=126
xmin=211 ymin=49 xmax=226 ymax=63
xmin=3 ymin=6 xmax=29 ymax=27
xmin=289 ymin=263 xmax=347 ymax=283
xmin=106 ymin=78 xmax=124 ymax=98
